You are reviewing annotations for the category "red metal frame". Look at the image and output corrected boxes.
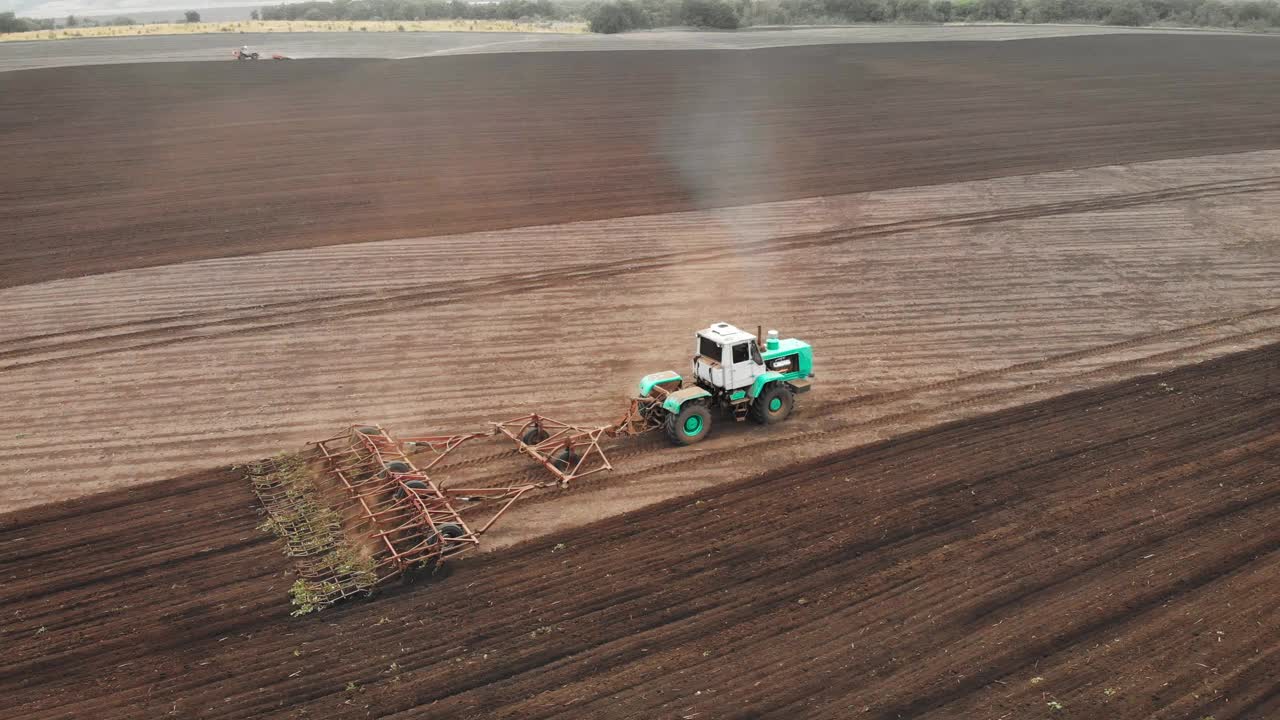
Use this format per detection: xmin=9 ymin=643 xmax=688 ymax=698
xmin=268 ymin=397 xmax=672 ymax=592
xmin=313 ymin=426 xmax=479 ymax=583
xmin=489 ymin=413 xmax=613 ymax=485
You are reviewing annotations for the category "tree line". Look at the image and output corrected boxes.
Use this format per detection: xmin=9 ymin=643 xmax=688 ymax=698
xmin=588 ymin=0 xmax=1280 ymax=31
xmin=257 ymin=0 xmax=566 ymax=21
xmin=245 ymin=0 xmax=1280 ymax=31
xmin=5 ymin=0 xmax=1280 ymax=35
xmin=1 ymin=10 xmax=202 ymax=32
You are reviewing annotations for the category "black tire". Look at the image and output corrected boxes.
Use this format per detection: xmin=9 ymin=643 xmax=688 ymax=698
xmin=521 ymin=426 xmax=550 ymax=446
xmin=665 ymin=402 xmax=711 ymax=446
xmin=400 ymin=552 xmax=438 ymax=584
xmin=437 ymin=523 xmax=465 ymax=540
xmin=385 ymin=460 xmax=412 ymax=474
xmin=750 ymin=383 xmax=794 ymax=425
xmin=394 ymin=479 xmax=428 ymax=501
xmin=401 ymin=523 xmax=463 ymax=584
xmin=250 ymin=52 xmax=259 ymax=60
xmin=355 ymin=426 xmax=381 ymax=435
xmin=551 ymin=447 xmax=580 ymax=472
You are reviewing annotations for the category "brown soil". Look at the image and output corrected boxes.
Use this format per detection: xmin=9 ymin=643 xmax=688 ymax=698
xmin=4 ymin=34 xmax=1280 ymax=288
xmin=2 ymin=343 xmax=1275 ymax=719
xmin=3 ymin=148 xmax=1278 ymax=515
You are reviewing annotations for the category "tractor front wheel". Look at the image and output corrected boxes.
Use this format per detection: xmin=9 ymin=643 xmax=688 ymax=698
xmin=665 ymin=402 xmax=711 ymax=446
xmin=750 ymin=383 xmax=794 ymax=425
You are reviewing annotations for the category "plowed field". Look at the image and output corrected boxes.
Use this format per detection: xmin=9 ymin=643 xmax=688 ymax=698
xmin=3 ymin=149 xmax=1278 ymax=529
xmin=4 ymin=33 xmax=1280 ymax=288
xmin=2 ymin=343 xmax=1275 ymax=719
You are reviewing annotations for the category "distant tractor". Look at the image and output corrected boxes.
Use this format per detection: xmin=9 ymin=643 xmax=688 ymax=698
xmin=637 ymin=322 xmax=814 ymax=445
xmin=233 ymin=46 xmax=259 ymax=60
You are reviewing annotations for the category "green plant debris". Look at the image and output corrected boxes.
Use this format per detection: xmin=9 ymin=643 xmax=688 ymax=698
xmin=249 ymin=452 xmax=376 ymax=615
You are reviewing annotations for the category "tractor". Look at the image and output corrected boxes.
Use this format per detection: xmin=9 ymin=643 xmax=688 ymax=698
xmin=637 ymin=322 xmax=814 ymax=445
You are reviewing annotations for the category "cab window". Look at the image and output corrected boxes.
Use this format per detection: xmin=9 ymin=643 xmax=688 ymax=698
xmin=699 ymin=336 xmax=720 ymax=361
xmin=732 ymin=342 xmax=750 ymax=364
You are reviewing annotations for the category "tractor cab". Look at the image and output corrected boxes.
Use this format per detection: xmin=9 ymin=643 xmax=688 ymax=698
xmin=694 ymin=322 xmax=766 ymax=391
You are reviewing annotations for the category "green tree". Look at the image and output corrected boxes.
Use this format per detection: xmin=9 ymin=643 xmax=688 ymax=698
xmin=896 ymin=0 xmax=939 ymax=20
xmin=976 ymin=0 xmax=1015 ymax=18
xmin=681 ymin=0 xmax=741 ymax=26
xmin=1105 ymin=0 xmax=1150 ymax=23
xmin=184 ymin=10 xmax=202 ymax=22
xmin=588 ymin=0 xmax=650 ymax=31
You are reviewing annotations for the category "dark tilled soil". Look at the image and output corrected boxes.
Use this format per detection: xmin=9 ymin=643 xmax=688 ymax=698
xmin=1 ymin=343 xmax=1275 ymax=719
xmin=4 ymin=34 xmax=1280 ymax=288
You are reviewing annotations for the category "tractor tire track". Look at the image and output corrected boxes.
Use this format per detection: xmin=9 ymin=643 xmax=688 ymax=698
xmin=388 ymin=309 xmax=1280 ymax=491
xmin=3 ymin=175 xmax=1279 ymax=372
xmin=4 ymin=150 xmax=1278 ymax=512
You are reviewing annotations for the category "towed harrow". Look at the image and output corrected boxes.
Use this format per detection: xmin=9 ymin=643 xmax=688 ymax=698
xmin=247 ymin=323 xmax=815 ymax=612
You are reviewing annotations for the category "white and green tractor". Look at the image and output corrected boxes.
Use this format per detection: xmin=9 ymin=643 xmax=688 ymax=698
xmin=635 ymin=322 xmax=814 ymax=445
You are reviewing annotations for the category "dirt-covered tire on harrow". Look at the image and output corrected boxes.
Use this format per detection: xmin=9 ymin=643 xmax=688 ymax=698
xmin=437 ymin=523 xmax=465 ymax=541
xmin=551 ymin=447 xmax=581 ymax=472
xmin=400 ymin=523 xmax=464 ymax=585
xmin=384 ymin=460 xmax=412 ymax=475
xmin=521 ymin=426 xmax=550 ymax=446
xmin=665 ymin=401 xmax=711 ymax=446
xmin=394 ymin=479 xmax=429 ymax=501
xmin=355 ymin=426 xmax=382 ymax=435
xmin=750 ymin=383 xmax=794 ymax=425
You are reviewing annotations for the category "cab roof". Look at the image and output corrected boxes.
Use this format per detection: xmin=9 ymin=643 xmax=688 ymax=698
xmin=699 ymin=322 xmax=756 ymax=346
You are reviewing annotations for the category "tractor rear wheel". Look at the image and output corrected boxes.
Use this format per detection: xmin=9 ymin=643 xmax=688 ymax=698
xmin=750 ymin=383 xmax=794 ymax=425
xmin=665 ymin=402 xmax=711 ymax=446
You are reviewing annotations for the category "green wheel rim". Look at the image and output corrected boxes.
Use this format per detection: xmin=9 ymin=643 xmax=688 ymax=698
xmin=683 ymin=415 xmax=703 ymax=435
xmin=769 ymin=397 xmax=783 ymax=412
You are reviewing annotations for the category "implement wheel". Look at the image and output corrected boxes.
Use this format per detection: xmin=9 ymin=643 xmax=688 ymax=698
xmin=394 ymin=479 xmax=429 ymax=501
xmin=437 ymin=523 xmax=465 ymax=545
xmin=551 ymin=447 xmax=580 ymax=473
xmin=750 ymin=383 xmax=794 ymax=425
xmin=665 ymin=402 xmax=711 ymax=446
xmin=521 ymin=425 xmax=550 ymax=446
